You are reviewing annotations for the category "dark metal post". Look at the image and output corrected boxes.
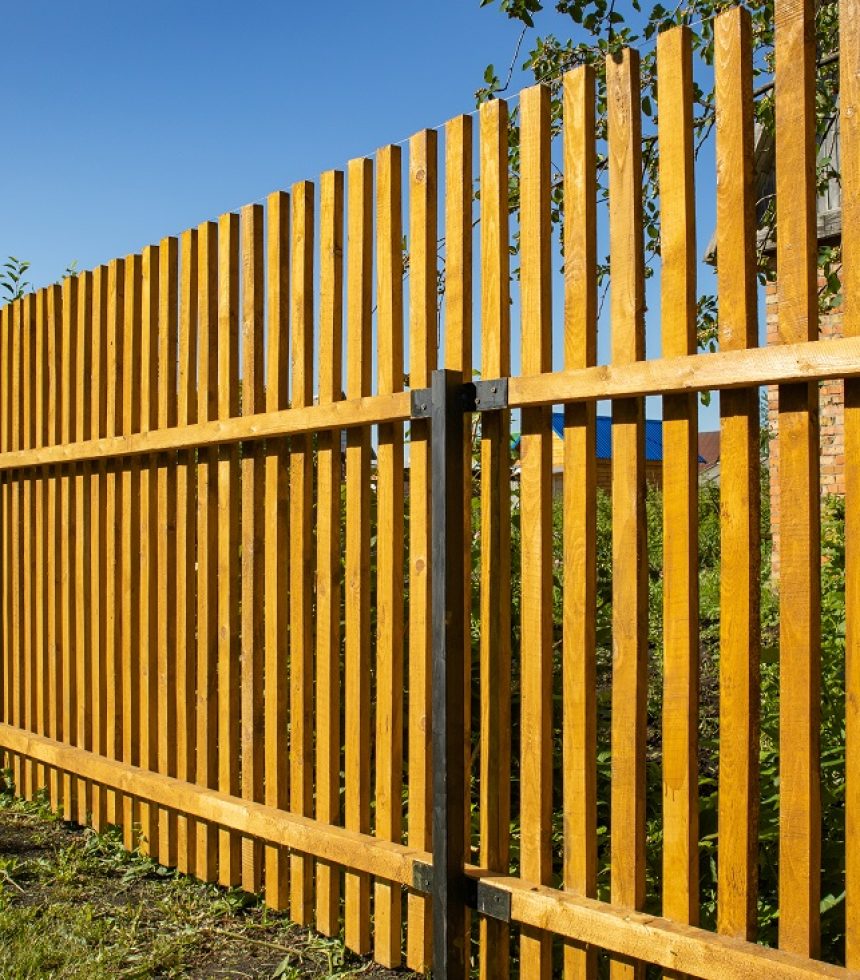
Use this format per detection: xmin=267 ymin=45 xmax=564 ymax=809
xmin=430 ymin=368 xmax=467 ymax=979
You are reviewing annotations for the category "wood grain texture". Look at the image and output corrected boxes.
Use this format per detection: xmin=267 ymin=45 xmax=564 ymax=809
xmin=120 ymin=255 xmax=141 ymax=844
xmin=374 ymin=144 xmax=405 ymax=969
xmin=139 ymin=245 xmax=160 ymax=857
xmin=315 ymin=172 xmax=343 ymax=936
xmin=406 ymin=128 xmax=436 ymax=974
xmin=34 ymin=288 xmax=50 ymax=801
xmin=607 ymin=49 xmax=647 ymax=980
xmin=264 ymin=192 xmax=290 ymax=910
xmin=478 ymin=96 xmax=512 ymax=980
xmin=518 ymin=82 xmax=554 ymax=980
xmin=89 ymin=268 xmax=108 ymax=828
xmin=561 ymin=64 xmax=598 ymax=980
xmin=344 ymin=156 xmax=373 ymax=955
xmin=289 ymin=181 xmax=315 ymax=924
xmin=60 ymin=276 xmax=78 ymax=821
xmin=775 ymin=0 xmax=821 ymax=957
xmin=217 ymin=213 xmax=241 ymax=886
xmin=157 ymin=238 xmax=179 ymax=865
xmin=843 ymin=0 xmax=860 ymax=966
xmin=176 ymin=228 xmax=198 ymax=875
xmin=240 ymin=205 xmax=265 ymax=894
xmin=196 ymin=221 xmax=219 ymax=881
xmin=73 ymin=275 xmax=92 ymax=822
xmin=714 ymin=7 xmax=761 ymax=942
xmin=657 ymin=26 xmax=699 ymax=942
xmin=22 ymin=294 xmax=35 ymax=802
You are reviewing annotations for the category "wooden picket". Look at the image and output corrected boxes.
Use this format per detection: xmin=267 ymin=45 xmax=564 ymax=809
xmin=0 ymin=5 xmax=857 ymax=978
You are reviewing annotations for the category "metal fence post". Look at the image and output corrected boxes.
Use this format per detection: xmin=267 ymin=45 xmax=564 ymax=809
xmin=430 ymin=368 xmax=467 ymax=979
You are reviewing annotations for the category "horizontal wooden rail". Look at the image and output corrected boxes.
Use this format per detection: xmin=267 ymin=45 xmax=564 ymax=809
xmin=0 ymin=720 xmax=853 ymax=980
xmin=508 ymin=335 xmax=860 ymax=409
xmin=0 ymin=335 xmax=857 ymax=473
xmin=0 ymin=390 xmax=413 ymax=472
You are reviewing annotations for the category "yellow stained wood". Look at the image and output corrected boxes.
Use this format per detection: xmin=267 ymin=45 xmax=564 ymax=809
xmin=34 ymin=289 xmax=49 ymax=799
xmin=10 ymin=299 xmax=22 ymax=798
xmin=657 ymin=25 xmax=699 ymax=941
xmin=46 ymin=286 xmax=64 ymax=813
xmin=217 ymin=212 xmax=241 ymax=886
xmin=344 ymin=156 xmax=373 ymax=955
xmin=290 ymin=181 xmax=315 ymax=923
xmin=120 ymin=255 xmax=141 ymax=845
xmin=607 ymin=50 xmax=647 ymax=980
xmin=374 ymin=144 xmax=405 ymax=968
xmin=90 ymin=267 xmax=108 ymax=828
xmin=1 ymin=303 xmax=9 ymax=782
xmin=406 ymin=128 xmax=436 ymax=974
xmin=775 ymin=0 xmax=821 ymax=957
xmin=518 ymin=83 xmax=553 ymax=980
xmin=561 ymin=64 xmax=598 ymax=980
xmin=264 ymin=192 xmax=290 ymax=910
xmin=139 ymin=245 xmax=160 ymax=857
xmin=196 ymin=221 xmax=219 ymax=881
xmin=843 ymin=0 xmax=860 ymax=967
xmin=444 ymin=115 xmax=474 ymax=894
xmin=60 ymin=275 xmax=78 ymax=820
xmin=240 ymin=205 xmax=265 ymax=893
xmin=478 ymin=97 xmax=512 ymax=980
xmin=74 ymin=274 xmax=92 ymax=822
xmin=22 ymin=294 xmax=35 ymax=801
xmin=176 ymin=228 xmax=198 ymax=875
xmin=315 ymin=172 xmax=343 ymax=936
xmin=714 ymin=7 xmax=760 ymax=942
xmin=157 ymin=238 xmax=179 ymax=865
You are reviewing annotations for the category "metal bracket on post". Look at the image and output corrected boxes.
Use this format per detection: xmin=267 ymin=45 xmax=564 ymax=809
xmin=429 ymin=368 xmax=467 ymax=980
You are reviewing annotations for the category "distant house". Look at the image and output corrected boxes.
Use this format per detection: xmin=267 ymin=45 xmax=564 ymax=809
xmin=515 ymin=414 xmax=667 ymax=494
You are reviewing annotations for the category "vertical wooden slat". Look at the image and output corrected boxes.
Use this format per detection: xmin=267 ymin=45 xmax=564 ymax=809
xmin=657 ymin=25 xmax=699 ymax=939
xmin=1 ymin=303 xmax=9 ymax=784
xmin=34 ymin=288 xmax=49 ymax=799
xmin=478 ymin=97 xmax=512 ymax=980
xmin=315 ymin=171 xmax=343 ymax=935
xmin=562 ymin=64 xmax=598 ymax=980
xmin=22 ymin=293 xmax=35 ymax=801
xmin=775 ymin=0 xmax=821 ymax=957
xmin=344 ymin=156 xmax=373 ymax=955
xmin=139 ymin=244 xmax=159 ymax=857
xmin=74 ymin=273 xmax=92 ymax=823
xmin=11 ymin=298 xmax=23 ymax=797
xmin=176 ymin=228 xmax=198 ymax=875
xmin=374 ymin=143 xmax=405 ymax=968
xmin=157 ymin=238 xmax=179 ymax=865
xmin=46 ymin=285 xmax=63 ymax=812
xmin=518 ymin=83 xmax=553 ymax=980
xmin=290 ymin=181 xmax=315 ymax=923
xmin=264 ymin=192 xmax=290 ymax=909
xmin=240 ymin=204 xmax=265 ymax=893
xmin=843 ymin=0 xmax=860 ymax=966
xmin=607 ymin=49 xmax=647 ymax=980
xmin=121 ymin=255 xmax=141 ymax=845
xmin=89 ymin=267 xmax=108 ymax=829
xmin=60 ymin=275 xmax=77 ymax=821
xmin=218 ymin=212 xmax=241 ymax=886
xmin=196 ymin=221 xmax=219 ymax=881
xmin=714 ymin=7 xmax=761 ymax=942
xmin=406 ymin=127 xmax=437 ymax=974
xmin=445 ymin=119 xmax=474 ymax=963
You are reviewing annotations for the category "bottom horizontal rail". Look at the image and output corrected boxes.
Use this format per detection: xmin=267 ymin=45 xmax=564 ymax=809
xmin=0 ymin=723 xmax=852 ymax=980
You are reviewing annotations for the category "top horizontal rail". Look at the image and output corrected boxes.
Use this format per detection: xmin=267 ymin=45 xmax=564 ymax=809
xmin=0 ymin=334 xmax=857 ymax=471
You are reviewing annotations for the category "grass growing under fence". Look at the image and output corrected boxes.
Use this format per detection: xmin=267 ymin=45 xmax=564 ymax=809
xmin=0 ymin=787 xmax=413 ymax=980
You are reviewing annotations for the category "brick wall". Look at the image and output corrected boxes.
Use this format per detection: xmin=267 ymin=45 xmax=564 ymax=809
xmin=766 ymin=273 xmax=844 ymax=576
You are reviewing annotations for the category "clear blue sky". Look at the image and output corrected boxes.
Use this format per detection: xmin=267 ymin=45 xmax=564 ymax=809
xmin=3 ymin=0 xmax=726 ymax=427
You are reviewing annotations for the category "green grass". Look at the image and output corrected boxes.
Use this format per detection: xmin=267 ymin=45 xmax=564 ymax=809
xmin=0 ymin=786 xmax=410 ymax=979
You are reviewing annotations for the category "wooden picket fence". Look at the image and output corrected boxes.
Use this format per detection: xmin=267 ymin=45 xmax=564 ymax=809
xmin=2 ymin=1 xmax=860 ymax=976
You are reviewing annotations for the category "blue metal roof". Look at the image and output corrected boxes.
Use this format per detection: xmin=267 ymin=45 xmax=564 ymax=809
xmin=551 ymin=413 xmax=664 ymax=462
